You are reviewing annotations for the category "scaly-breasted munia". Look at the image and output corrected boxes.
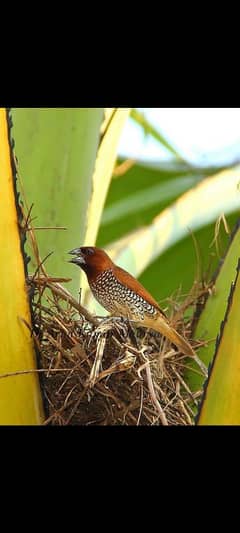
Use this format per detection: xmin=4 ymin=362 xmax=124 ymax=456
xmin=68 ymin=246 xmax=199 ymax=360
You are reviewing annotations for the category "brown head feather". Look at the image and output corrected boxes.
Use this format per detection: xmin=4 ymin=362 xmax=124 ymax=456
xmin=69 ymin=247 xmax=114 ymax=282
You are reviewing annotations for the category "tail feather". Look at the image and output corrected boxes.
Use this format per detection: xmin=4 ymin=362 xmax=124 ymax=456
xmin=137 ymin=314 xmax=194 ymax=355
xmin=144 ymin=316 xmax=208 ymax=377
xmin=153 ymin=316 xmax=195 ymax=356
xmin=140 ymin=315 xmax=208 ymax=376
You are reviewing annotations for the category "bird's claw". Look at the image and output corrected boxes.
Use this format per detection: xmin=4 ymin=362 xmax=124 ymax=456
xmin=88 ymin=316 xmax=128 ymax=347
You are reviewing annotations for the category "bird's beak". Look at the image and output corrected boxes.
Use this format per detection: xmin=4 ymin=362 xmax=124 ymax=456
xmin=68 ymin=248 xmax=81 ymax=255
xmin=68 ymin=248 xmax=86 ymax=265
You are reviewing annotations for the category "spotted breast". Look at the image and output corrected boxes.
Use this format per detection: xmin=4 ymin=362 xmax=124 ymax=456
xmin=90 ymin=269 xmax=158 ymax=321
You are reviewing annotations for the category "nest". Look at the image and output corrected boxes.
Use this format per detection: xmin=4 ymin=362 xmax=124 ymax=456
xmin=29 ymin=275 xmax=209 ymax=425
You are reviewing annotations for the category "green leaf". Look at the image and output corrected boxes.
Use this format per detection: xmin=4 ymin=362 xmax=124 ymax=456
xmin=197 ymin=256 xmax=240 ymax=425
xmin=107 ymin=167 xmax=240 ymax=280
xmin=0 ymin=108 xmax=44 ymax=424
xmin=78 ymin=108 xmax=131 ymax=300
xmin=12 ymin=108 xmax=104 ymax=295
xmin=101 ymin=175 xmax=202 ymax=226
xmin=139 ymin=213 xmax=238 ymax=306
xmin=130 ymin=109 xmax=183 ymax=160
xmin=86 ymin=167 xmax=240 ymax=314
xmin=98 ymin=158 xmax=236 ymax=249
xmin=187 ymin=220 xmax=240 ymax=393
xmin=133 ymin=158 xmax=240 ymax=176
xmin=82 ymin=109 xmax=131 ymax=246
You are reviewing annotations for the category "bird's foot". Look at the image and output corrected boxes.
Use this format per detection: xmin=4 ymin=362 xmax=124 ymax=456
xmin=88 ymin=316 xmax=128 ymax=346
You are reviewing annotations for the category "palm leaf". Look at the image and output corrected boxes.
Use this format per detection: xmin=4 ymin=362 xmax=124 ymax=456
xmin=0 ymin=108 xmax=44 ymax=424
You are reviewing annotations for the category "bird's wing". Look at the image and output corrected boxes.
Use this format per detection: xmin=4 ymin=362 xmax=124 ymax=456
xmin=114 ymin=265 xmax=167 ymax=318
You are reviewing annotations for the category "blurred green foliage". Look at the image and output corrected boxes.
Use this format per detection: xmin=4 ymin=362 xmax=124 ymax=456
xmin=98 ymin=157 xmax=239 ymax=305
xmin=139 ymin=212 xmax=238 ymax=305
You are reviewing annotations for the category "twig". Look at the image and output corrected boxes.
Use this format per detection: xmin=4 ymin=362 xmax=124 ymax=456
xmin=137 ymin=383 xmax=144 ymax=425
xmin=29 ymin=275 xmax=72 ymax=284
xmin=27 ymin=226 xmax=67 ymax=231
xmin=173 ymin=368 xmax=199 ymax=407
xmin=31 ymin=277 xmax=99 ymax=326
xmin=0 ymin=368 xmax=83 ymax=379
xmin=145 ymin=363 xmax=168 ymax=425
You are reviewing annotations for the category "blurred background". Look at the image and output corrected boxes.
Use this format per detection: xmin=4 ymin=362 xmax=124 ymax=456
xmin=118 ymin=108 xmax=240 ymax=165
xmin=96 ymin=108 xmax=240 ymax=305
xmin=12 ymin=108 xmax=240 ymax=308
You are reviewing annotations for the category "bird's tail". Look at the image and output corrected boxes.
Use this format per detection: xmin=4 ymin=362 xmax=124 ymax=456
xmin=153 ymin=315 xmax=195 ymax=355
xmin=137 ymin=314 xmax=193 ymax=354
xmin=141 ymin=315 xmax=208 ymax=376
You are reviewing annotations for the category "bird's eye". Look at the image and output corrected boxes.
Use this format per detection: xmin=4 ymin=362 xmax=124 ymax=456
xmin=84 ymin=247 xmax=95 ymax=256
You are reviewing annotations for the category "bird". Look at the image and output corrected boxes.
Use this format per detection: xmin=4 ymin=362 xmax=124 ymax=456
xmin=68 ymin=246 xmax=207 ymax=373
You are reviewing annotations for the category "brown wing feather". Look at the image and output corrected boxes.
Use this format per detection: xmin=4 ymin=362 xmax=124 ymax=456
xmin=113 ymin=265 xmax=167 ymax=318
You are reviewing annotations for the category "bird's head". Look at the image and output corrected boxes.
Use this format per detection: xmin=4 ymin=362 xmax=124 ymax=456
xmin=68 ymin=246 xmax=114 ymax=280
